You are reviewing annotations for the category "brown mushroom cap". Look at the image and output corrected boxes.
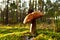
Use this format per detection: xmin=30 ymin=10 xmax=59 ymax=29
xmin=23 ymin=11 xmax=44 ymax=24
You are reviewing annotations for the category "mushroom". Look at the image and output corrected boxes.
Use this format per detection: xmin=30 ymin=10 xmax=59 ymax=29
xmin=23 ymin=11 xmax=44 ymax=35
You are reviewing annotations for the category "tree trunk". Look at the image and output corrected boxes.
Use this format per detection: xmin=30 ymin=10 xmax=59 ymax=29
xmin=5 ymin=0 xmax=9 ymax=24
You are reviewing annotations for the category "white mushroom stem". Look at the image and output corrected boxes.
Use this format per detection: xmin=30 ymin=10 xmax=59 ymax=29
xmin=30 ymin=19 xmax=36 ymax=36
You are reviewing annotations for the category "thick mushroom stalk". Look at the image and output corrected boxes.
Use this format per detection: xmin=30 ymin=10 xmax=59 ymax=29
xmin=23 ymin=11 xmax=44 ymax=35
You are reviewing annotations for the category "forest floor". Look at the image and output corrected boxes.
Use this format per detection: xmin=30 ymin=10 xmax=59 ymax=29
xmin=0 ymin=23 xmax=60 ymax=40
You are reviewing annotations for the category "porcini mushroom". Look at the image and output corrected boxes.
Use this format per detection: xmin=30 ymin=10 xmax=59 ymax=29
xmin=23 ymin=11 xmax=44 ymax=36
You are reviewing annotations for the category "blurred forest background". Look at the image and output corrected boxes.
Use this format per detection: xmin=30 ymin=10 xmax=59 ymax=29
xmin=0 ymin=0 xmax=59 ymax=24
xmin=0 ymin=0 xmax=60 ymax=31
xmin=0 ymin=0 xmax=60 ymax=40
